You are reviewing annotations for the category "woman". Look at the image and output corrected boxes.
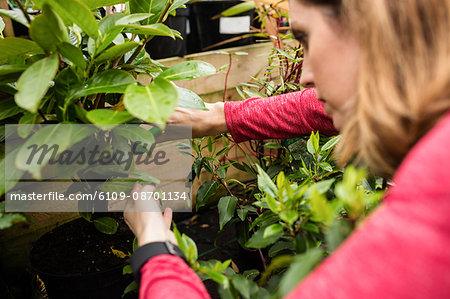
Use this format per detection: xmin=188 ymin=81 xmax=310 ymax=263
xmin=124 ymin=0 xmax=450 ymax=298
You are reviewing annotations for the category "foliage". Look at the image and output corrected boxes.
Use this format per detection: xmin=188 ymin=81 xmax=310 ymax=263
xmin=185 ymin=132 xmax=384 ymax=298
xmin=0 ymin=0 xmax=212 ymax=230
xmin=175 ymin=2 xmax=386 ymax=298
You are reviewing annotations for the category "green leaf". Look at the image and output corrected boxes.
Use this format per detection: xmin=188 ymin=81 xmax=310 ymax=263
xmin=266 ymin=194 xmax=280 ymax=213
xmin=95 ymin=41 xmax=139 ymax=62
xmin=15 ymin=124 xmax=97 ymax=179
xmin=256 ymin=164 xmax=277 ymax=198
xmin=195 ymin=180 xmax=218 ymax=209
xmin=29 ymin=4 xmax=69 ymax=51
xmin=157 ymin=61 xmax=216 ymax=81
xmin=80 ymin=0 xmax=124 ymax=9
xmin=86 ymin=110 xmax=133 ymax=128
xmin=0 ymin=213 xmax=27 ymax=229
xmin=321 ymin=135 xmax=341 ymax=152
xmin=245 ymin=224 xmax=283 ymax=249
xmin=220 ymin=2 xmax=255 ymax=17
xmin=305 ymin=178 xmax=335 ymax=199
xmin=268 ymin=240 xmax=295 ymax=258
xmin=0 ymin=37 xmax=41 ymax=64
xmin=279 ymin=249 xmax=323 ymax=297
xmin=115 ymin=13 xmax=154 ymax=25
xmin=93 ymin=216 xmax=119 ymax=234
xmin=123 ymin=77 xmax=178 ymax=124
xmin=218 ymin=196 xmax=237 ymax=230
xmin=263 ymin=142 xmax=282 ymax=149
xmin=57 ymin=42 xmax=86 ymax=69
xmin=44 ymin=0 xmax=99 ymax=39
xmin=113 ymin=125 xmax=155 ymax=145
xmin=122 ymin=281 xmax=138 ymax=297
xmin=310 ymin=189 xmax=334 ymax=225
xmin=1 ymin=148 xmax=25 ymax=195
xmin=0 ymin=16 xmax=5 ymax=34
xmin=121 ymin=23 xmax=175 ymax=38
xmin=176 ymin=87 xmax=207 ymax=110
xmin=122 ymin=265 xmax=133 ymax=275
xmin=231 ymin=274 xmax=252 ymax=299
xmin=129 ymin=0 xmax=166 ymax=25
xmin=15 ymin=54 xmax=59 ymax=113
xmin=0 ymin=9 xmax=33 ymax=28
xmin=237 ymin=208 xmax=248 ymax=221
xmin=279 ymin=210 xmax=299 ymax=225
xmin=326 ymin=220 xmax=353 ymax=252
xmin=0 ymin=99 xmax=23 ymax=120
xmin=71 ymin=69 xmax=135 ymax=99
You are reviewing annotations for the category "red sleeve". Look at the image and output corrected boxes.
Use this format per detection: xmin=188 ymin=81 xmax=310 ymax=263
xmin=286 ymin=113 xmax=450 ymax=299
xmin=224 ymin=88 xmax=338 ymax=143
xmin=139 ymin=255 xmax=210 ymax=299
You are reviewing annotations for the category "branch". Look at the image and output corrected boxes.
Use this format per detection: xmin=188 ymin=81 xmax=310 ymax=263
xmin=12 ymin=0 xmax=31 ymax=24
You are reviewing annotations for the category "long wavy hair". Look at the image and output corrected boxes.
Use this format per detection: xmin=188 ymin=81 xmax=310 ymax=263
xmin=301 ymin=0 xmax=450 ymax=177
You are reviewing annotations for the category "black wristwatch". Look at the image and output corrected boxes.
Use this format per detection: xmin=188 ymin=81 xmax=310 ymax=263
xmin=130 ymin=240 xmax=187 ymax=285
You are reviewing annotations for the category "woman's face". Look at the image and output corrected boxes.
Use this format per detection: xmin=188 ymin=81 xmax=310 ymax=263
xmin=290 ymin=1 xmax=360 ymax=130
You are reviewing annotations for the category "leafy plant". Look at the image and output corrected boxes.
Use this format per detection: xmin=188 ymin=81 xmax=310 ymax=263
xmin=0 ymin=0 xmax=214 ymax=231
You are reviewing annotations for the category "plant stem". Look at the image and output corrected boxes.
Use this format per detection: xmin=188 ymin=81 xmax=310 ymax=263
xmin=13 ymin=0 xmax=31 ymax=24
xmin=38 ymin=109 xmax=47 ymax=122
xmin=222 ymin=53 xmax=232 ymax=102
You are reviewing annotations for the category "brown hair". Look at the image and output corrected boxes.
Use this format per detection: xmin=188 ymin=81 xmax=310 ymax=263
xmin=303 ymin=0 xmax=450 ymax=177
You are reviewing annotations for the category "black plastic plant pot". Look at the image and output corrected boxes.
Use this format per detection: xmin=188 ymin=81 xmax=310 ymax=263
xmin=29 ymin=216 xmax=135 ymax=299
xmin=145 ymin=7 xmax=190 ymax=59
xmin=189 ymin=0 xmax=256 ymax=52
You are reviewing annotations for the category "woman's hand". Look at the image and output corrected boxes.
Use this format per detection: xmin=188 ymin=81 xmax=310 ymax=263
xmin=124 ymin=184 xmax=176 ymax=247
xmin=167 ymin=102 xmax=228 ymax=138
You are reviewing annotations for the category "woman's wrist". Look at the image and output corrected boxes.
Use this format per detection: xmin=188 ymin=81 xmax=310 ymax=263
xmin=202 ymin=102 xmax=228 ymax=137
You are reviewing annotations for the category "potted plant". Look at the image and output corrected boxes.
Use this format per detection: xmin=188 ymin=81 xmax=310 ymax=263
xmin=0 ymin=0 xmax=215 ymax=297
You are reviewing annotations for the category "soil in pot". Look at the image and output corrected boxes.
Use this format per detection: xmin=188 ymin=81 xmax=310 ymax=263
xmin=29 ymin=213 xmax=136 ymax=299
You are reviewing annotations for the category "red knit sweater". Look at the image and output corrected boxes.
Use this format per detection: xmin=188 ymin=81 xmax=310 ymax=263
xmin=136 ymin=90 xmax=450 ymax=299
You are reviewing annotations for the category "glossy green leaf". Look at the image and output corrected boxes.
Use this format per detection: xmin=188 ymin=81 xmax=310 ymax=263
xmin=176 ymin=87 xmax=207 ymax=110
xmin=168 ymin=0 xmax=190 ymax=14
xmin=123 ymin=281 xmax=138 ymax=297
xmin=93 ymin=216 xmax=119 ymax=234
xmin=95 ymin=41 xmax=139 ymax=62
xmin=121 ymin=23 xmax=175 ymax=38
xmin=44 ymin=0 xmax=99 ymax=39
xmin=245 ymin=224 xmax=283 ymax=249
xmin=18 ymin=112 xmax=39 ymax=138
xmin=0 ymin=37 xmax=41 ymax=64
xmin=321 ymin=135 xmax=341 ymax=152
xmin=0 ymin=9 xmax=33 ymax=28
xmin=86 ymin=110 xmax=133 ymax=128
xmin=129 ymin=0 xmax=166 ymax=25
xmin=115 ymin=13 xmax=154 ymax=25
xmin=15 ymin=54 xmax=59 ymax=113
xmin=220 ymin=2 xmax=255 ymax=17
xmin=157 ymin=61 xmax=216 ymax=81
xmin=15 ymin=124 xmax=97 ymax=179
xmin=0 ymin=99 xmax=23 ymax=120
xmin=256 ymin=164 xmax=277 ymax=198
xmin=29 ymin=4 xmax=69 ymax=51
xmin=57 ymin=42 xmax=86 ymax=69
xmin=218 ymin=196 xmax=237 ymax=230
xmin=71 ymin=69 xmax=135 ymax=99
xmin=123 ymin=77 xmax=178 ymax=124
xmin=195 ymin=180 xmax=218 ymax=209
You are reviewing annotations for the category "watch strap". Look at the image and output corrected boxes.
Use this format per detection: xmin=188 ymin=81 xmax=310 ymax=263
xmin=130 ymin=240 xmax=187 ymax=285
